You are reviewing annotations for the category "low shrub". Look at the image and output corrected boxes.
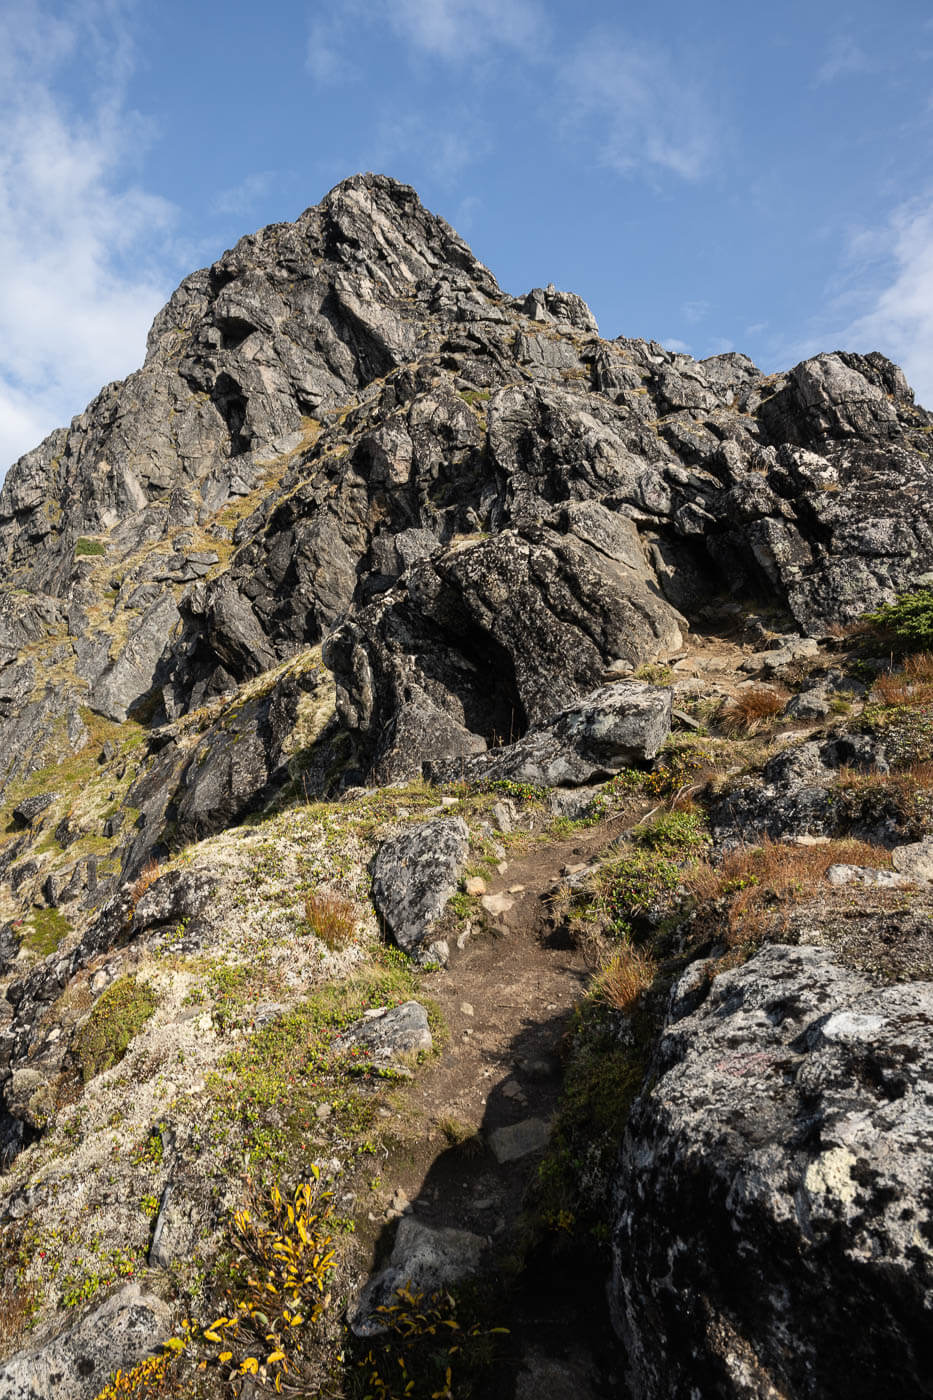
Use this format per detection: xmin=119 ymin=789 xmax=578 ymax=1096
xmin=634 ymin=807 xmax=710 ymax=856
xmin=188 ymin=1173 xmax=336 ymax=1393
xmin=74 ymin=537 xmax=106 ymax=557
xmin=862 ymin=589 xmax=933 ymax=650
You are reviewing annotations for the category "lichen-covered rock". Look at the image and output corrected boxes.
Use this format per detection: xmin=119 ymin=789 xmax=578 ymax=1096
xmin=350 ymin=1217 xmax=486 ymax=1337
xmin=336 ymin=1001 xmax=432 ymax=1073
xmin=370 ymin=818 xmax=469 ymax=960
xmin=426 ymin=682 xmax=672 ymax=787
xmin=611 ymin=943 xmax=933 ymax=1400
xmin=0 ymin=1282 xmax=172 ymax=1399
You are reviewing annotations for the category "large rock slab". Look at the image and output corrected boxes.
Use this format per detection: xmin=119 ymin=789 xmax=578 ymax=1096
xmin=426 ymin=682 xmax=672 ymax=787
xmin=0 ymin=1283 xmax=173 ymax=1400
xmin=349 ymin=1217 xmax=486 ymax=1337
xmin=370 ymin=818 xmax=469 ymax=961
xmin=611 ymin=943 xmax=933 ymax=1400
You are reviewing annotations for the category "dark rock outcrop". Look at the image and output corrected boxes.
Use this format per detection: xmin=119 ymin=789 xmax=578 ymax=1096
xmin=611 ymin=944 xmax=933 ymax=1400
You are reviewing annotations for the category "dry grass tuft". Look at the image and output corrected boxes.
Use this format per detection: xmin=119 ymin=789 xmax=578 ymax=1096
xmin=0 ymin=1274 xmax=38 ymax=1355
xmin=874 ymin=651 xmax=933 ymax=707
xmin=686 ymin=836 xmax=892 ymax=943
xmin=593 ymin=942 xmax=657 ymax=1012
xmin=304 ymin=889 xmax=358 ymax=950
xmin=129 ymin=857 xmax=160 ymax=907
xmin=718 ymin=686 xmax=786 ymax=736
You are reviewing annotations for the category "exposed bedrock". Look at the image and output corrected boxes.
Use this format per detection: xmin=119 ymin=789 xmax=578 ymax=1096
xmin=611 ymin=944 xmax=933 ymax=1400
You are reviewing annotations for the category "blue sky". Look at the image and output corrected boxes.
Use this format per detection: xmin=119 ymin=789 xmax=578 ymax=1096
xmin=2 ymin=0 xmax=932 ymax=472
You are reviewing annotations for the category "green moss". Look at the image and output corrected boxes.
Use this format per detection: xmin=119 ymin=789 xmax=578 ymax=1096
xmin=73 ymin=976 xmax=158 ymax=1083
xmin=74 ymin=538 xmax=106 ymax=557
xmin=22 ymin=907 xmax=70 ymax=956
xmin=207 ymin=960 xmax=423 ymax=1174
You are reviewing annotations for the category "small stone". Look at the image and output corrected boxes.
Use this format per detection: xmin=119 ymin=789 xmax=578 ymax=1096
xmin=441 ymin=796 xmax=459 ymax=807
xmin=496 ymin=861 xmax=508 ymax=875
xmin=508 ymin=884 xmax=525 ymax=894
xmin=481 ymin=893 xmax=514 ymax=916
xmin=892 ymin=836 xmax=933 ymax=883
xmin=316 ymin=1102 xmax=333 ymax=1119
xmin=465 ymin=876 xmax=487 ymax=896
xmin=460 ymin=1002 xmax=474 ymax=1016
xmin=488 ymin=1118 xmax=551 ymax=1163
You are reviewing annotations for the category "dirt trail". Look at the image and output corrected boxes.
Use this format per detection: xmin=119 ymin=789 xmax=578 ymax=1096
xmin=358 ymin=817 xmax=638 ymax=1397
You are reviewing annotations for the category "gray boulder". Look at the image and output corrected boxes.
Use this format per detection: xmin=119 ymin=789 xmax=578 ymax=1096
xmin=350 ymin=1216 xmax=486 ymax=1337
xmin=0 ymin=1283 xmax=172 ymax=1399
xmin=337 ymin=1001 xmax=433 ymax=1073
xmin=371 ymin=817 xmax=469 ymax=961
xmin=611 ymin=943 xmax=933 ymax=1400
xmin=427 ymin=682 xmax=672 ymax=787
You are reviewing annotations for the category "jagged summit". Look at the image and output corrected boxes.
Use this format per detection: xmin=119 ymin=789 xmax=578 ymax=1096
xmin=0 ymin=174 xmax=929 ymax=836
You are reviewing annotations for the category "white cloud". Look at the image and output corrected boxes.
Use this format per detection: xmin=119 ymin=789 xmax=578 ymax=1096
xmin=682 ymin=299 xmax=711 ymax=324
xmin=836 ymin=197 xmax=933 ymax=409
xmin=212 ymin=171 xmax=279 ymax=218
xmin=0 ymin=1 xmax=176 ymax=475
xmin=815 ymin=35 xmax=870 ymax=85
xmin=389 ymin=0 xmax=546 ymax=61
xmin=561 ymin=31 xmax=718 ymax=182
xmin=661 ymin=337 xmax=692 ymax=354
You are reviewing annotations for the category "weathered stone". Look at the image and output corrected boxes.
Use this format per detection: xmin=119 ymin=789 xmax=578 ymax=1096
xmin=337 ymin=1001 xmax=432 ymax=1071
xmin=488 ymin=1117 xmax=551 ymax=1163
xmin=611 ymin=944 xmax=933 ymax=1400
xmin=0 ymin=1283 xmax=172 ymax=1400
xmin=350 ymin=1217 xmax=486 ymax=1337
xmin=370 ymin=818 xmax=469 ymax=959
xmin=892 ymin=836 xmax=933 ymax=883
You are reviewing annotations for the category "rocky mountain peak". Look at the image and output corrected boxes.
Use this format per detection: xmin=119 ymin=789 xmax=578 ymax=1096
xmin=0 ymin=177 xmax=930 ymax=1400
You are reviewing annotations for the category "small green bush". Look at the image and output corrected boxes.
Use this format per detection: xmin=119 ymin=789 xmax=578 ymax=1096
xmin=634 ymin=808 xmax=710 ymax=856
xmin=74 ymin=537 xmax=106 ymax=557
xmin=73 ymin=975 xmax=158 ymax=1082
xmin=862 ymin=589 xmax=933 ymax=650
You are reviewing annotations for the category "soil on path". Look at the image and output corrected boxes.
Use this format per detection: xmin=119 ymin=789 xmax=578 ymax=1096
xmin=355 ymin=816 xmax=640 ymax=1398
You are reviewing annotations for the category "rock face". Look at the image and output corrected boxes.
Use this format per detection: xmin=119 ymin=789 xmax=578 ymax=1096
xmin=0 ymin=1283 xmax=172 ymax=1400
xmin=611 ymin=944 xmax=933 ymax=1400
xmin=425 ymin=681 xmax=672 ymax=787
xmin=370 ymin=817 xmax=469 ymax=961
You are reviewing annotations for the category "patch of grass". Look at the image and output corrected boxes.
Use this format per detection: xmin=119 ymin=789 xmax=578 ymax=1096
xmin=304 ymin=889 xmax=359 ymax=950
xmin=718 ymin=686 xmax=786 ymax=736
xmin=633 ymin=806 xmax=710 ymax=856
xmin=685 ymin=836 xmax=892 ymax=945
xmin=73 ymin=976 xmax=159 ymax=1083
xmin=597 ymin=848 xmax=684 ymax=936
xmin=873 ymin=652 xmax=933 ymax=707
xmin=22 ymin=906 xmax=70 ymax=956
xmin=534 ymin=998 xmax=649 ymax=1233
xmin=208 ymin=961 xmax=420 ymax=1173
xmin=592 ymin=942 xmax=656 ymax=1012
xmin=74 ymin=537 xmax=106 ymax=557
xmin=633 ymin=662 xmax=673 ymax=685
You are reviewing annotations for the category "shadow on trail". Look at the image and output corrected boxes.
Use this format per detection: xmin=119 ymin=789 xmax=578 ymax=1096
xmin=347 ymin=1003 xmax=625 ymax=1399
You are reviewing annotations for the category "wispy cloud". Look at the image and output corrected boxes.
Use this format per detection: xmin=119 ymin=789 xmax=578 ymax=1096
xmin=836 ymin=196 xmax=933 ymax=409
xmin=815 ymin=34 xmax=870 ymax=85
xmin=389 ymin=0 xmax=547 ymax=61
xmin=0 ymin=0 xmax=175 ymax=474
xmin=212 ymin=171 xmax=280 ymax=217
xmin=682 ymin=299 xmax=711 ymax=324
xmin=561 ymin=31 xmax=719 ymax=181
